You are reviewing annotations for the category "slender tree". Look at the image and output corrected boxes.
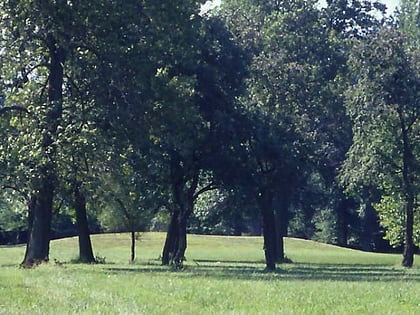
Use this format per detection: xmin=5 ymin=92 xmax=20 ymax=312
xmin=341 ymin=26 xmax=419 ymax=267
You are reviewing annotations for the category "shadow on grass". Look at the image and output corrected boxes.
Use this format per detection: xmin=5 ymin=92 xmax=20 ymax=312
xmin=98 ymin=260 xmax=420 ymax=282
xmin=194 ymin=259 xmax=265 ymax=264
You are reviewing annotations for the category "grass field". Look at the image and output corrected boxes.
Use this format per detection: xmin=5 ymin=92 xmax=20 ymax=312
xmin=0 ymin=232 xmax=419 ymax=314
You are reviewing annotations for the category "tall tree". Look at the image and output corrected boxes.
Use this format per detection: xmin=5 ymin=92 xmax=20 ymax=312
xmin=0 ymin=0 xmax=72 ymax=266
xmin=0 ymin=0 xmax=138 ymax=266
xmin=318 ymin=0 xmax=389 ymax=248
xmin=159 ymin=15 xmax=246 ymax=267
xmin=219 ymin=0 xmax=351 ymax=269
xmin=341 ymin=26 xmax=419 ymax=267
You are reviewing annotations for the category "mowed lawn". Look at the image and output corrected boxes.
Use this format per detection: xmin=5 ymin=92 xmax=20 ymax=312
xmin=0 ymin=233 xmax=419 ymax=314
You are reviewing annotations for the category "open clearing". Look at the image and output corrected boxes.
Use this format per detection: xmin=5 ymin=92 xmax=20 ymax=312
xmin=0 ymin=232 xmax=419 ymax=314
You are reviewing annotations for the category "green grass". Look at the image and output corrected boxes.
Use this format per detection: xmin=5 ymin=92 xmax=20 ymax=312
xmin=1 ymin=233 xmax=419 ymax=314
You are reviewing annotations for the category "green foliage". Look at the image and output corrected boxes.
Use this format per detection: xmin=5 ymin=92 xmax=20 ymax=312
xmin=0 ymin=197 xmax=26 ymax=232
xmin=324 ymin=0 xmax=386 ymax=37
xmin=398 ymin=0 xmax=420 ymax=50
xmin=191 ymin=188 xmax=257 ymax=235
xmin=340 ymin=24 xmax=419 ymax=264
xmin=341 ymin=27 xmax=419 ymax=194
xmin=95 ymin=156 xmax=162 ymax=234
xmin=375 ymin=193 xmax=420 ymax=247
xmin=312 ymin=207 xmax=339 ymax=245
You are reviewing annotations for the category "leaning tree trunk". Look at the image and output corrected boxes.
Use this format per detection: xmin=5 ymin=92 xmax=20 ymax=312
xmin=21 ymin=34 xmax=65 ymax=267
xmin=258 ymin=189 xmax=276 ymax=271
xmin=74 ymin=187 xmax=95 ymax=263
xmin=162 ymin=209 xmax=180 ymax=265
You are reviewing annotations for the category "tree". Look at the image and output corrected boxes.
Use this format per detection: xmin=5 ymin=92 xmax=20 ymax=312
xmin=398 ymin=0 xmax=420 ymax=50
xmin=341 ymin=26 xmax=419 ymax=267
xmin=0 ymin=0 xmax=140 ymax=266
xmin=219 ymin=0 xmax=353 ymax=270
xmin=95 ymin=145 xmax=167 ymax=263
xmin=318 ymin=0 xmax=392 ymax=249
xmin=54 ymin=77 xmax=102 ymax=263
xmin=0 ymin=0 xmax=74 ymax=266
xmin=155 ymin=15 xmax=246 ymax=268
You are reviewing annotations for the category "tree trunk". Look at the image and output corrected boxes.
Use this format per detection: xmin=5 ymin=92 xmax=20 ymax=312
xmin=336 ymin=198 xmax=350 ymax=247
xmin=258 ymin=189 xmax=276 ymax=271
xmin=274 ymin=193 xmax=290 ymax=263
xmin=74 ymin=188 xmax=95 ymax=263
xmin=402 ymin=199 xmax=414 ymax=267
xmin=172 ymin=184 xmax=194 ymax=269
xmin=398 ymin=107 xmax=415 ymax=268
xmin=360 ymin=201 xmax=379 ymax=252
xmin=173 ymin=210 xmax=189 ymax=269
xmin=21 ymin=176 xmax=53 ymax=267
xmin=21 ymin=34 xmax=65 ymax=267
xmin=162 ymin=210 xmax=179 ymax=265
xmin=402 ymin=182 xmax=414 ymax=267
xmin=164 ymin=153 xmax=199 ymax=268
xmin=131 ymin=231 xmax=135 ymax=263
xmin=170 ymin=182 xmax=195 ymax=269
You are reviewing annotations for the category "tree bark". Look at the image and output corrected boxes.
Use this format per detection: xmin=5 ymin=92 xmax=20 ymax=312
xmin=402 ymin=197 xmax=414 ymax=267
xmin=360 ymin=201 xmax=380 ymax=252
xmin=21 ymin=34 xmax=65 ymax=267
xmin=163 ymin=153 xmax=199 ymax=268
xmin=162 ymin=210 xmax=179 ymax=265
xmin=258 ymin=189 xmax=276 ymax=271
xmin=173 ymin=210 xmax=190 ymax=269
xmin=399 ymin=108 xmax=415 ymax=268
xmin=131 ymin=231 xmax=135 ymax=263
xmin=74 ymin=187 xmax=95 ymax=263
xmin=274 ymin=193 xmax=290 ymax=263
xmin=336 ymin=198 xmax=351 ymax=247
xmin=21 ymin=175 xmax=53 ymax=267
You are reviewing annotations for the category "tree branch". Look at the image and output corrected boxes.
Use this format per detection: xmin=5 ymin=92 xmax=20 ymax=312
xmin=0 ymin=105 xmax=40 ymax=126
xmin=115 ymin=197 xmax=131 ymax=222
xmin=2 ymin=185 xmax=29 ymax=202
xmin=52 ymin=198 xmax=64 ymax=215
xmin=0 ymin=105 xmax=30 ymax=116
xmin=193 ymin=182 xmax=218 ymax=201
xmin=406 ymin=115 xmax=418 ymax=132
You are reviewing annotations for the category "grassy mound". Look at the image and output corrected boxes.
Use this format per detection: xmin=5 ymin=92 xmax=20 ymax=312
xmin=0 ymin=233 xmax=418 ymax=314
